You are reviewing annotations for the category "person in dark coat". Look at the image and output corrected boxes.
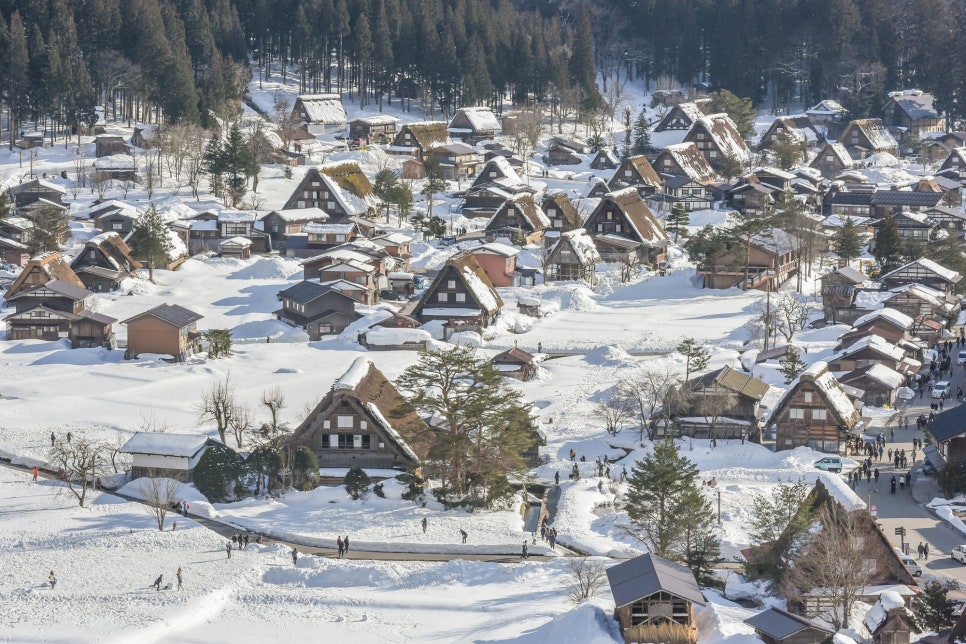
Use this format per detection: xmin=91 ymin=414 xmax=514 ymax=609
xmin=890 ymin=476 xmax=897 ymax=494
xmin=226 ymin=542 xmax=232 ymax=559
xmin=152 ymin=574 xmax=163 ymax=591
xmin=522 ymin=542 xmax=528 ymax=559
xmin=343 ymin=536 xmax=350 ymax=554
xmin=422 ymin=517 xmax=428 ymax=534
xmin=50 ymin=432 xmax=55 ymax=447
xmin=291 ymin=548 xmax=298 ymax=565
xmin=337 ymin=536 xmax=344 ymax=558
xmin=460 ymin=529 xmax=468 ymax=544
xmin=176 ymin=567 xmax=183 ymax=591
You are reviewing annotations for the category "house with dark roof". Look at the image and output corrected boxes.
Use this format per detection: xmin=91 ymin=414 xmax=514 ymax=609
xmin=823 ymin=187 xmax=874 ymax=218
xmin=606 ymin=553 xmax=706 ymax=644
xmin=123 ymin=303 xmax=204 ymax=361
xmin=882 ymin=90 xmax=945 ymax=140
xmin=591 ymin=148 xmax=620 ymax=170
xmin=837 ymin=119 xmax=899 ymax=160
xmin=448 ymin=106 xmax=501 ymax=143
xmin=4 ymin=279 xmax=116 ymax=348
xmin=412 ymin=253 xmax=503 ymax=330
xmin=766 ymin=361 xmax=861 ymax=453
xmin=870 ymin=211 xmax=936 ymax=244
xmin=274 ymin=280 xmax=360 ymax=340
xmin=927 ymin=404 xmax=966 ymax=464
xmin=759 ymin=115 xmax=821 ymax=153
xmin=939 ymin=147 xmax=966 ymax=181
xmin=870 ymin=190 xmax=943 ymax=218
xmin=281 ymin=165 xmax=373 ymax=219
xmin=541 ymin=192 xmax=582 ymax=235
xmin=259 ymin=208 xmax=330 ymax=247
xmin=607 ymin=155 xmax=664 ymax=197
xmin=652 ymin=143 xmax=717 ymax=183
xmin=491 ymin=347 xmax=537 ymax=382
xmin=744 ymin=607 xmax=834 ymax=644
xmin=69 ymin=232 xmax=141 ymax=292
xmin=290 ymin=94 xmax=347 ymax=135
xmin=389 ymin=121 xmax=449 ymax=160
xmin=819 ymin=265 xmax=869 ymax=323
xmin=8 ymin=178 xmax=67 ymax=211
xmin=880 ymin=258 xmax=962 ymax=295
xmin=4 ymin=251 xmax=84 ymax=301
xmin=348 ymin=115 xmax=398 ymax=145
xmin=429 ymin=142 xmax=482 ymax=181
xmin=288 ymin=357 xmax=430 ymax=475
xmin=583 ymin=188 xmax=670 ymax=268
xmin=484 ymin=194 xmax=550 ymax=244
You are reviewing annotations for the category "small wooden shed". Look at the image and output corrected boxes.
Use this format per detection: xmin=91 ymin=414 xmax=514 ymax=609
xmin=744 ymin=607 xmax=834 ymax=644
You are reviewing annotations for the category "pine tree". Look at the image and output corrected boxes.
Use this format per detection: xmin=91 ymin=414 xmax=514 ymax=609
xmin=568 ymin=5 xmax=599 ymax=111
xmin=624 ymin=439 xmax=720 ymax=569
xmin=873 ymin=216 xmax=904 ymax=274
xmin=373 ymin=168 xmax=400 ymax=221
xmin=834 ymin=218 xmax=863 ymax=264
xmin=717 ymin=153 xmax=743 ymax=181
xmin=687 ymin=225 xmax=729 ymax=287
xmin=632 ymin=108 xmax=652 ymax=155
xmin=129 ymin=203 xmax=172 ymax=283
xmin=396 ymin=346 xmax=536 ymax=502
xmin=204 ymin=125 xmax=260 ymax=207
xmin=913 ymin=581 xmax=954 ymax=633
xmin=343 ymin=466 xmax=371 ymax=499
xmin=677 ymin=337 xmax=710 ymax=383
xmin=666 ymin=202 xmax=690 ymax=242
xmin=28 ymin=205 xmax=69 ymax=255
xmin=779 ymin=351 xmax=806 ymax=384
xmin=421 ymin=157 xmax=448 ymax=221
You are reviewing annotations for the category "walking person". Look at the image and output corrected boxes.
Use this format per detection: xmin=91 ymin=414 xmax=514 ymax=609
xmin=522 ymin=541 xmax=528 ymax=559
xmin=291 ymin=547 xmax=298 ymax=566
xmin=554 ymin=471 xmax=560 ymax=487
xmin=48 ymin=571 xmax=56 ymax=589
xmin=549 ymin=530 xmax=556 ymax=550
xmin=32 ymin=466 xmax=38 ymax=482
xmin=152 ymin=574 xmax=163 ymax=591
xmin=226 ymin=542 xmax=232 ymax=559
xmin=924 ymin=542 xmax=930 ymax=559
xmin=343 ymin=535 xmax=350 ymax=555
xmin=337 ymin=536 xmax=344 ymax=558
xmin=874 ymin=468 xmax=879 ymax=483
xmin=176 ymin=567 xmax=183 ymax=591
xmin=917 ymin=542 xmax=924 ymax=560
xmin=50 ymin=432 xmax=55 ymax=447
xmin=460 ymin=529 xmax=468 ymax=544
xmin=66 ymin=431 xmax=72 ymax=444
xmin=422 ymin=517 xmax=428 ymax=534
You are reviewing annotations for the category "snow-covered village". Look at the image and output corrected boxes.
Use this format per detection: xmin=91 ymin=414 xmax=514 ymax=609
xmin=8 ymin=1 xmax=966 ymax=643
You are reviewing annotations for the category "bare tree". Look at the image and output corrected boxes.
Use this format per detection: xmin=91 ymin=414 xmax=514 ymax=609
xmin=566 ymin=558 xmax=608 ymax=604
xmin=48 ymin=437 xmax=106 ymax=507
xmin=510 ymin=109 xmax=544 ymax=183
xmin=594 ymin=394 xmax=634 ymax=435
xmin=774 ymin=293 xmax=810 ymax=344
xmin=785 ymin=501 xmax=870 ymax=630
xmin=261 ymin=387 xmax=287 ymax=440
xmin=196 ymin=373 xmax=237 ymax=444
xmin=106 ymin=434 xmax=128 ymax=474
xmin=617 ymin=365 xmax=683 ymax=442
xmin=229 ymin=403 xmax=255 ymax=448
xmin=141 ymin=470 xmax=184 ymax=531
xmin=138 ymin=409 xmax=171 ymax=433
xmin=694 ymin=390 xmax=732 ymax=440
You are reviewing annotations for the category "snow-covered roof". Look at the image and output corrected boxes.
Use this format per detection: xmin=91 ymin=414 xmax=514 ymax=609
xmin=659 ymin=142 xmax=716 ymax=182
xmin=834 ymin=334 xmax=906 ymax=363
xmin=351 ymin=114 xmax=398 ymax=126
xmin=888 ymin=90 xmax=940 ymax=120
xmin=453 ymin=106 xmax=501 ymax=132
xmin=860 ymin=363 xmax=905 ymax=389
xmin=295 ymin=94 xmax=347 ymax=125
xmin=317 ymin=166 xmax=370 ymax=216
xmin=304 ymin=222 xmax=356 ymax=235
xmin=265 ymin=208 xmax=329 ymax=223
xmin=93 ymin=154 xmax=136 ymax=170
xmin=220 ymin=236 xmax=252 ymax=248
xmin=365 ymin=402 xmax=420 ymax=463
xmin=853 ymin=307 xmax=913 ymax=330
xmin=691 ymin=113 xmax=750 ymax=162
xmin=333 ymin=357 xmax=372 ymax=392
xmin=217 ymin=210 xmax=257 ymax=223
xmin=475 ymin=242 xmax=519 ymax=257
xmin=120 ymin=432 xmax=210 ymax=458
xmin=551 ymin=228 xmax=601 ymax=265
xmin=319 ymin=278 xmax=367 ymax=291
xmin=165 ymin=229 xmax=187 ymax=261
xmin=421 ymin=307 xmax=482 ymax=317
xmin=817 ymin=472 xmax=866 ymax=511
xmin=887 ymin=257 xmax=961 ymax=284
xmin=462 ymin=265 xmax=500 ymax=313
xmin=807 ymin=100 xmax=848 ymax=116
xmin=863 ymin=590 xmax=908 ymax=634
xmin=364 ymin=326 xmax=431 ymax=345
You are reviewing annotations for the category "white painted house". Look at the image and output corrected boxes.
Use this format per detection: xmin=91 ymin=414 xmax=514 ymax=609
xmin=120 ymin=432 xmax=216 ymax=481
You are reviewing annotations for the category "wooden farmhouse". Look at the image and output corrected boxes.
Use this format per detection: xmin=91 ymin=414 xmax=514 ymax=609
xmin=606 ymin=553 xmax=706 ymax=644
xmin=429 ymin=143 xmax=483 ymax=181
xmin=541 ymin=192 xmax=582 ymax=235
xmin=491 ymin=347 xmax=537 ymax=381
xmin=120 ymin=432 xmax=216 ymax=482
xmin=545 ymin=228 xmax=601 ymax=285
xmin=880 ymin=258 xmax=961 ymax=295
xmin=94 ymin=135 xmax=131 ymax=158
xmin=839 ymin=363 xmax=904 ymax=407
xmin=468 ymin=242 xmax=519 ymax=287
xmin=810 ymin=142 xmax=854 ymax=179
xmin=607 ymin=154 xmax=664 ymax=197
xmin=653 ymin=142 xmax=717 ymax=183
xmin=584 ymin=188 xmax=669 ymax=268
xmin=484 ymin=194 xmax=550 ymax=244
xmin=389 ymin=121 xmax=449 ymax=160
xmin=864 ymin=591 xmax=918 ymax=644
xmin=219 ymin=237 xmax=252 ymax=260
xmin=884 ymin=283 xmax=960 ymax=324
xmin=837 ymin=119 xmax=899 ymax=160
xmin=869 ymin=191 xmax=943 ymax=219
xmin=282 ymin=165 xmax=373 ymax=220
xmin=69 ymin=232 xmax=141 ymax=292
xmin=9 ymin=178 xmax=67 ymax=210
xmin=4 ymin=251 xmax=84 ymax=300
xmin=412 ymin=253 xmax=503 ymax=329
xmin=806 ymin=99 xmax=849 ymax=126
xmin=123 ymin=303 xmax=203 ymax=362
xmin=696 ymin=228 xmax=799 ymax=291
xmin=665 ymin=365 xmax=769 ymax=440
xmin=927 ymin=405 xmax=966 ymax=464
xmin=288 ymin=357 xmax=429 ymax=475
xmin=682 ymin=113 xmax=751 ymax=169
xmin=827 ymin=334 xmax=913 ymax=375
xmin=448 ymin=106 xmax=501 ymax=143
xmin=0 ymin=234 xmax=28 ymax=266
xmin=767 ymin=361 xmax=861 ymax=453
xmin=462 ymin=157 xmax=535 ymax=218
xmin=591 ymin=148 xmax=620 ymax=170
xmin=882 ymin=90 xmax=945 ymax=140
xmin=93 ymin=202 xmax=141 ymax=236
xmin=744 ymin=608 xmax=834 ymax=644
xmin=0 ymin=216 xmax=34 ymax=244
xmin=348 ymin=115 xmax=398 ymax=145
xmin=758 ymin=115 xmax=821 ymax=153
xmin=939 ymin=147 xmax=966 ymax=181
xmin=819 ymin=265 xmax=869 ymax=323
xmin=3 ymin=278 xmax=116 ymax=348
xmin=654 ymin=99 xmax=712 ymax=132
xmin=275 ymin=280 xmax=360 ymax=340
xmin=291 ymin=94 xmax=347 ymax=134
xmin=546 ymin=137 xmax=589 ymax=165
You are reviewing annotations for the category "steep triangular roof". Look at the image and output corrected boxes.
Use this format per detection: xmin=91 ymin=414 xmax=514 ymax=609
xmin=608 ymin=155 xmax=663 ymax=191
xmin=586 ymin=188 xmax=670 ymax=247
xmin=413 ymin=253 xmax=503 ymax=318
xmin=392 ymin=121 xmax=449 ymax=151
xmin=768 ymin=361 xmax=859 ymax=429
xmin=654 ymin=142 xmax=716 ymax=182
xmin=4 ymin=252 xmax=84 ymax=300
xmin=689 ymin=113 xmax=751 ymax=162
xmin=541 ymin=192 xmax=582 ymax=230
xmin=486 ymin=194 xmax=550 ymax=233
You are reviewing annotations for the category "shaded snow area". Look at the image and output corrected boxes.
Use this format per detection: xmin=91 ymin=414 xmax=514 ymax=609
xmin=0 ymin=467 xmax=621 ymax=643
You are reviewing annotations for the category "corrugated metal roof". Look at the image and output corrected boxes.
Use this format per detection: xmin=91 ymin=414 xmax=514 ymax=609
xmin=745 ymin=607 xmax=833 ymax=639
xmin=606 ymin=553 xmax=705 ymax=609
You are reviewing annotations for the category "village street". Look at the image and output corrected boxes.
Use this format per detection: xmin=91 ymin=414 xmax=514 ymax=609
xmin=855 ymin=347 xmax=966 ymax=586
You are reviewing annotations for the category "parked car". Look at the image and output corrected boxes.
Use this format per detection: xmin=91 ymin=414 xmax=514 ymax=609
xmin=922 ymin=459 xmax=937 ymax=476
xmin=958 ymin=350 xmax=966 ymax=366
xmin=952 ymin=545 xmax=966 ymax=564
xmin=814 ymin=456 xmax=843 ymax=473
xmin=438 ymin=236 xmax=457 ymax=247
xmin=896 ymin=550 xmax=923 ymax=576
xmin=933 ymin=381 xmax=951 ymax=399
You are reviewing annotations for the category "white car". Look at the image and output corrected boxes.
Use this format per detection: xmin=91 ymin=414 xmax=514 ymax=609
xmin=958 ymin=351 xmax=966 ymax=366
xmin=814 ymin=456 xmax=843 ymax=473
xmin=933 ymin=381 xmax=951 ymax=399
xmin=896 ymin=551 xmax=923 ymax=576
xmin=953 ymin=545 xmax=966 ymax=564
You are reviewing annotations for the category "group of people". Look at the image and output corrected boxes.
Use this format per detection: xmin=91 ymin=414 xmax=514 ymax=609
xmin=539 ymin=518 xmax=557 ymax=549
xmin=917 ymin=541 xmax=931 ymax=560
xmin=336 ymin=535 xmax=350 ymax=557
xmin=151 ymin=567 xmax=183 ymax=591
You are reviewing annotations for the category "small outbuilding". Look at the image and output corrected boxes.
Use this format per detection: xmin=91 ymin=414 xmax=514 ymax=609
xmin=120 ymin=432 xmax=217 ymax=481
xmin=491 ymin=347 xmax=537 ymax=381
xmin=744 ymin=607 xmax=834 ymax=644
xmin=219 ymin=236 xmax=253 ymax=260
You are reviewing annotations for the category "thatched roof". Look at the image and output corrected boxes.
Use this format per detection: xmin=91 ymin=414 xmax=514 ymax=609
xmin=4 ymin=251 xmax=84 ymax=300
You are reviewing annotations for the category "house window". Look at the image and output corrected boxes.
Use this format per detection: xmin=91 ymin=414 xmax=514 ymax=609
xmin=489 ymin=171 xmax=497 ymax=177
xmin=112 ymin=222 xmax=123 ymax=230
xmin=606 ymin=212 xmax=613 ymax=220
xmin=447 ymin=280 xmax=456 ymax=289
xmin=547 ymin=208 xmax=557 ymax=216
xmin=709 ymin=150 xmax=718 ymax=158
xmin=327 ymin=201 xmax=337 ymax=210
xmin=596 ymin=224 xmax=603 ymax=232
xmin=438 ymin=292 xmax=448 ymax=302
xmin=336 ymin=234 xmax=346 ymax=242
xmin=360 ymin=421 xmax=367 ymax=430
xmin=455 ymin=292 xmax=466 ymax=303
xmin=789 ymin=408 xmax=805 ymax=419
xmin=615 ymin=224 xmax=622 ymax=233
xmin=812 ymin=409 xmax=827 ymax=421
xmin=327 ymin=434 xmax=338 ymax=448
xmin=89 ymin=250 xmax=97 ymax=259
xmin=803 ymin=392 xmax=812 ymax=403
xmin=323 ymin=420 xmax=331 ymax=429
xmin=337 ymin=415 xmax=354 ymax=428
xmin=624 ymin=170 xmax=632 ymax=177
xmin=353 ymin=434 xmax=362 ymax=448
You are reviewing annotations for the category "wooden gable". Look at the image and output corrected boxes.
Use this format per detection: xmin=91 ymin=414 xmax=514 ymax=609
xmin=608 ymin=155 xmax=663 ymax=194
xmin=4 ymin=252 xmax=84 ymax=301
xmin=413 ymin=253 xmax=502 ymax=325
xmin=541 ymin=192 xmax=582 ymax=232
xmin=584 ymin=189 xmax=669 ymax=248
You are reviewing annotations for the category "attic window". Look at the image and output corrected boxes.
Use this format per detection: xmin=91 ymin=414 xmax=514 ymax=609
xmin=624 ymin=170 xmax=632 ymax=177
xmin=447 ymin=280 xmax=456 ymax=290
xmin=337 ymin=415 xmax=353 ymax=428
xmin=804 ymin=392 xmax=812 ymax=403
